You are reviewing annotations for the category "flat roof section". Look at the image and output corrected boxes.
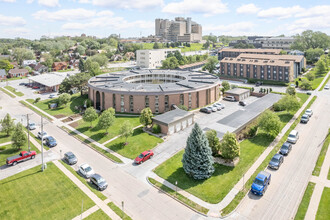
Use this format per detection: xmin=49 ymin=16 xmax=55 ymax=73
xmin=237 ymin=53 xmax=304 ymax=63
xmin=29 ymin=73 xmax=66 ymax=87
xmin=153 ymin=108 xmax=193 ymax=125
xmin=219 ymin=48 xmax=282 ymax=53
xmin=225 ymin=88 xmax=250 ymax=95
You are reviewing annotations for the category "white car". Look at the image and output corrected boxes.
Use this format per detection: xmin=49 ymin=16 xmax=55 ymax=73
xmin=79 ymin=163 xmax=95 ymax=178
xmin=213 ymin=104 xmax=221 ymax=111
xmin=305 ymin=109 xmax=313 ymax=117
xmin=37 ymin=131 xmax=48 ymax=139
xmin=27 ymin=122 xmax=36 ymax=130
xmin=49 ymin=94 xmax=56 ymax=98
xmin=210 ymin=106 xmax=217 ymax=112
xmin=217 ymin=103 xmax=225 ymax=109
xmin=324 ymin=84 xmax=329 ymax=90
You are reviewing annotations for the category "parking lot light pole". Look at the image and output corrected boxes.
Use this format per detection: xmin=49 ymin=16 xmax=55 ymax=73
xmin=41 ymin=116 xmax=44 ymax=172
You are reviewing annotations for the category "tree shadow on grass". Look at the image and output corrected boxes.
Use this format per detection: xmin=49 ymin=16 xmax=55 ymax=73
xmin=278 ymin=112 xmax=293 ymax=124
xmin=248 ymin=133 xmax=274 ymax=147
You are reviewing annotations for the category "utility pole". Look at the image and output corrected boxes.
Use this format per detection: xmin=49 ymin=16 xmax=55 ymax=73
xmin=41 ymin=116 xmax=44 ymax=172
xmin=27 ymin=114 xmax=31 ymax=152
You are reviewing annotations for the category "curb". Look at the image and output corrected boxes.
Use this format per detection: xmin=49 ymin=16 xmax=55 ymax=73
xmin=146 ymin=176 xmax=208 ymax=217
xmin=58 ymin=125 xmax=123 ymax=164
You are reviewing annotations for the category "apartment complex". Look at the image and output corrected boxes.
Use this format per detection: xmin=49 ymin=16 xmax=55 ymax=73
xmin=254 ymin=37 xmax=295 ymax=50
xmin=136 ymin=49 xmax=179 ymax=69
xmin=218 ymin=48 xmax=282 ymax=60
xmin=220 ymin=57 xmax=294 ymax=82
xmin=155 ymin=17 xmax=202 ymax=43
xmin=237 ymin=53 xmax=305 ymax=78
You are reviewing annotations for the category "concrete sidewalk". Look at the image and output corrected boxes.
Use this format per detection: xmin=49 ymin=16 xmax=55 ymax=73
xmin=72 ymin=205 xmax=99 ymax=220
xmin=0 ymin=141 xmax=12 ymax=147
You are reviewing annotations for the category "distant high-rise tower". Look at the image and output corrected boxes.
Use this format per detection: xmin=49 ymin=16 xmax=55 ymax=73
xmin=155 ymin=17 xmax=202 ymax=43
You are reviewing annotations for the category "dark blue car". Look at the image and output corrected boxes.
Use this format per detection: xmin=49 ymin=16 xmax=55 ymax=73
xmin=268 ymin=154 xmax=284 ymax=170
xmin=45 ymin=136 xmax=57 ymax=147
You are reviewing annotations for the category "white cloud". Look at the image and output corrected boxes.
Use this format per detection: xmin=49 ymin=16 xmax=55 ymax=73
xmin=38 ymin=0 xmax=59 ymax=7
xmin=236 ymin=3 xmax=260 ymax=14
xmin=0 ymin=14 xmax=26 ymax=26
xmin=97 ymin=10 xmax=114 ymax=17
xmin=0 ymin=0 xmax=16 ymax=2
xmin=287 ymin=15 xmax=330 ymax=34
xmin=162 ymin=0 xmax=228 ymax=16
xmin=3 ymin=27 xmax=30 ymax=35
xmin=295 ymin=5 xmax=330 ymax=18
xmin=204 ymin=22 xmax=256 ymax=35
xmin=26 ymin=0 xmax=34 ymax=3
xmin=92 ymin=0 xmax=162 ymax=10
xmin=257 ymin=6 xmax=304 ymax=19
xmin=33 ymin=8 xmax=100 ymax=21
xmin=79 ymin=0 xmax=90 ymax=3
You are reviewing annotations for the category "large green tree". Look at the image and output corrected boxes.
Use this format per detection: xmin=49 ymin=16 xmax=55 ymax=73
xmin=300 ymin=79 xmax=312 ymax=90
xmin=0 ymin=59 xmax=14 ymax=73
xmin=139 ymin=108 xmax=153 ymax=127
xmin=119 ymin=121 xmax=133 ymax=144
xmin=316 ymin=60 xmax=327 ymax=75
xmin=83 ymin=107 xmax=98 ymax=127
xmin=221 ymin=81 xmax=230 ymax=91
xmin=202 ymin=56 xmax=218 ymax=73
xmin=220 ymin=132 xmax=240 ymax=160
xmin=305 ymin=48 xmax=324 ymax=63
xmin=182 ymin=123 xmax=214 ymax=180
xmin=1 ymin=113 xmax=15 ymax=136
xmin=291 ymin=30 xmax=330 ymax=51
xmin=58 ymin=93 xmax=71 ymax=106
xmin=258 ymin=110 xmax=281 ymax=137
xmin=206 ymin=129 xmax=220 ymax=155
xmin=97 ymin=108 xmax=115 ymax=134
xmin=12 ymin=48 xmax=35 ymax=65
xmin=11 ymin=123 xmax=27 ymax=150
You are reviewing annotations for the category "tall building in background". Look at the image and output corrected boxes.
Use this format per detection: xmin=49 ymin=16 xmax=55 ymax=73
xmin=155 ymin=17 xmax=202 ymax=43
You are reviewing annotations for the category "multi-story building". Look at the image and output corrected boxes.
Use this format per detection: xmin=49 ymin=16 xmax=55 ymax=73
xmin=155 ymin=17 xmax=202 ymax=43
xmin=136 ymin=49 xmax=179 ymax=69
xmin=218 ymin=48 xmax=282 ymax=60
xmin=254 ymin=37 xmax=295 ymax=50
xmin=220 ymin=57 xmax=294 ymax=82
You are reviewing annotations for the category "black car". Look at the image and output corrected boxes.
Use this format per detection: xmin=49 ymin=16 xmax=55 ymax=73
xmin=19 ymin=83 xmax=26 ymax=86
xmin=200 ymin=107 xmax=211 ymax=114
xmin=64 ymin=152 xmax=78 ymax=165
xmin=239 ymin=101 xmax=247 ymax=106
xmin=90 ymin=174 xmax=108 ymax=191
xmin=279 ymin=142 xmax=292 ymax=156
xmin=268 ymin=154 xmax=284 ymax=170
xmin=255 ymin=81 xmax=262 ymax=86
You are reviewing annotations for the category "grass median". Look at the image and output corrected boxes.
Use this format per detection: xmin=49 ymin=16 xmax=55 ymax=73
xmin=312 ymin=128 xmax=330 ymax=176
xmin=294 ymin=182 xmax=316 ymax=220
xmin=316 ymin=187 xmax=330 ymax=220
xmin=319 ymin=74 xmax=330 ymax=91
xmin=4 ymin=86 xmax=24 ymax=97
xmin=19 ymin=100 xmax=53 ymax=121
xmin=0 ymin=87 xmax=16 ymax=98
xmin=84 ymin=209 xmax=111 ymax=220
xmin=148 ymin=177 xmax=209 ymax=214
xmin=107 ymin=202 xmax=132 ymax=220
xmin=221 ymin=95 xmax=317 ymax=216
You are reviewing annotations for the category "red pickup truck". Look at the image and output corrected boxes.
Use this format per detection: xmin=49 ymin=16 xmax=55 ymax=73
xmin=6 ymin=151 xmax=37 ymax=166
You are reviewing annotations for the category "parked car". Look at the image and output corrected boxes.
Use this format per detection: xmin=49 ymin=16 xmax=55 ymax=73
xmin=324 ymin=84 xmax=329 ymax=90
xmin=19 ymin=83 xmax=26 ymax=86
xmin=64 ymin=151 xmax=78 ymax=165
xmin=306 ymin=91 xmax=312 ymax=95
xmin=206 ymin=106 xmax=213 ymax=112
xmin=223 ymin=96 xmax=236 ymax=102
xmin=44 ymin=136 xmax=57 ymax=147
xmin=216 ymin=103 xmax=225 ymax=109
xmin=287 ymin=130 xmax=299 ymax=144
xmin=300 ymin=114 xmax=309 ymax=124
xmin=251 ymin=171 xmax=271 ymax=196
xmin=6 ymin=151 xmax=36 ymax=166
xmin=305 ymin=109 xmax=313 ymax=117
xmin=239 ymin=101 xmax=247 ymax=106
xmin=79 ymin=163 xmax=95 ymax=178
xmin=279 ymin=142 xmax=292 ymax=156
xmin=268 ymin=154 xmax=284 ymax=170
xmin=32 ymin=86 xmax=40 ymax=89
xmin=200 ymin=107 xmax=211 ymax=114
xmin=49 ymin=94 xmax=56 ymax=98
xmin=37 ymin=131 xmax=48 ymax=139
xmin=210 ymin=106 xmax=217 ymax=112
xmin=213 ymin=104 xmax=221 ymax=111
xmin=90 ymin=174 xmax=108 ymax=191
xmin=134 ymin=150 xmax=154 ymax=164
xmin=27 ymin=122 xmax=36 ymax=130
xmin=255 ymin=81 xmax=262 ymax=86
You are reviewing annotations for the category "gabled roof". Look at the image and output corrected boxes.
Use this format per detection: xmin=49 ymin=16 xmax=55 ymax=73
xmin=0 ymin=69 xmax=6 ymax=76
xmin=8 ymin=68 xmax=28 ymax=74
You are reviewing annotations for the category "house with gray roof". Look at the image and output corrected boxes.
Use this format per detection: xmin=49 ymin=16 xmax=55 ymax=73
xmin=0 ymin=69 xmax=7 ymax=80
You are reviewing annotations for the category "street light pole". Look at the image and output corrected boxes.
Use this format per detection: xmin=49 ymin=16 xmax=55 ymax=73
xmin=27 ymin=114 xmax=31 ymax=152
xmin=41 ymin=116 xmax=44 ymax=172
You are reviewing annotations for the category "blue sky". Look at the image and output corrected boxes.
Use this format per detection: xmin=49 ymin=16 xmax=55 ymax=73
xmin=0 ymin=0 xmax=329 ymax=39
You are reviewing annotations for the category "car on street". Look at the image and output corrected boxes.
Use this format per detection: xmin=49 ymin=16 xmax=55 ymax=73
xmin=200 ymin=107 xmax=211 ymax=114
xmin=268 ymin=154 xmax=284 ymax=170
xmin=300 ymin=114 xmax=309 ymax=124
xmin=6 ymin=151 xmax=36 ymax=166
xmin=223 ymin=96 xmax=236 ymax=102
xmin=27 ymin=122 xmax=36 ymax=130
xmin=49 ymin=94 xmax=56 ymax=98
xmin=239 ymin=101 xmax=247 ymax=106
xmin=213 ymin=104 xmax=221 ymax=111
xmin=37 ymin=131 xmax=48 ymax=139
xmin=134 ymin=150 xmax=154 ymax=164
xmin=251 ymin=171 xmax=271 ymax=196
xmin=305 ymin=109 xmax=313 ymax=117
xmin=279 ymin=142 xmax=292 ymax=156
xmin=64 ymin=151 xmax=78 ymax=165
xmin=79 ymin=163 xmax=95 ymax=178
xmin=287 ymin=130 xmax=299 ymax=144
xmin=44 ymin=136 xmax=57 ymax=147
xmin=324 ymin=84 xmax=329 ymax=90
xmin=90 ymin=174 xmax=108 ymax=191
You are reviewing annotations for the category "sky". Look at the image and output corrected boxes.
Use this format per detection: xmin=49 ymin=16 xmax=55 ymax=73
xmin=0 ymin=0 xmax=329 ymax=39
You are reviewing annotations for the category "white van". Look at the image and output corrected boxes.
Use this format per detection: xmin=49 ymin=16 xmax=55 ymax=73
xmin=287 ymin=130 xmax=299 ymax=144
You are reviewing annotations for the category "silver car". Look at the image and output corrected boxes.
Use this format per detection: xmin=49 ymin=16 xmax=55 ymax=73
xmin=79 ymin=163 xmax=95 ymax=178
xmin=305 ymin=109 xmax=313 ymax=117
xmin=90 ymin=174 xmax=108 ymax=191
xmin=287 ymin=130 xmax=299 ymax=144
xmin=213 ymin=104 xmax=221 ymax=111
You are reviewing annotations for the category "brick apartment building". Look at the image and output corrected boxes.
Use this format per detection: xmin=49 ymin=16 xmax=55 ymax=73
xmin=218 ymin=48 xmax=282 ymax=60
xmin=220 ymin=57 xmax=294 ymax=82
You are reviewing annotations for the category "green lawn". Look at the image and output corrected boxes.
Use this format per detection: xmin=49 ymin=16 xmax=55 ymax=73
xmin=85 ymin=209 xmax=111 ymax=220
xmin=75 ymin=116 xmax=140 ymax=144
xmin=19 ymin=100 xmax=53 ymax=121
xmin=27 ymin=93 xmax=88 ymax=117
xmin=296 ymin=93 xmax=309 ymax=105
xmin=312 ymin=128 xmax=330 ymax=176
xmin=316 ymin=187 xmax=330 ymax=220
xmin=296 ymin=69 xmax=328 ymax=90
xmin=4 ymin=86 xmax=24 ymax=97
xmin=294 ymin=182 xmax=316 ymax=220
xmin=0 ymin=143 xmax=40 ymax=166
xmin=105 ymin=127 xmax=163 ymax=159
xmin=59 ymin=160 xmax=107 ymax=200
xmin=107 ymin=202 xmax=132 ymax=220
xmin=3 ymin=76 xmax=27 ymax=81
xmin=0 ymin=87 xmax=15 ymax=98
xmin=0 ymin=131 xmax=12 ymax=144
xmin=0 ymin=162 xmax=95 ymax=220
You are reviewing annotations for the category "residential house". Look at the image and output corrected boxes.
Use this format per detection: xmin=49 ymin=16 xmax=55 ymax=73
xmin=0 ymin=69 xmax=7 ymax=80
xmin=8 ymin=68 xmax=28 ymax=78
xmin=23 ymin=60 xmax=37 ymax=67
xmin=69 ymin=60 xmax=79 ymax=68
xmin=52 ymin=62 xmax=68 ymax=71
xmin=34 ymin=63 xmax=48 ymax=74
xmin=10 ymin=62 xmax=19 ymax=69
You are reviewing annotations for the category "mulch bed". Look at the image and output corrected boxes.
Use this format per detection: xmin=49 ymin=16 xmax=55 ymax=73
xmin=54 ymin=114 xmax=66 ymax=119
xmin=69 ymin=121 xmax=79 ymax=128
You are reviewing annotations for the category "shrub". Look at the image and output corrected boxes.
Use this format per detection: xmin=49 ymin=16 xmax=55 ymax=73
xmin=177 ymin=105 xmax=188 ymax=111
xmin=152 ymin=124 xmax=161 ymax=134
xmin=85 ymin=99 xmax=92 ymax=108
xmin=34 ymin=97 xmax=41 ymax=103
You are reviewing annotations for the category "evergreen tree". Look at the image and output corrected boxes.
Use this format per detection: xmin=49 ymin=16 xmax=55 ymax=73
xmin=79 ymin=58 xmax=85 ymax=72
xmin=206 ymin=129 xmax=220 ymax=155
xmin=182 ymin=123 xmax=215 ymax=180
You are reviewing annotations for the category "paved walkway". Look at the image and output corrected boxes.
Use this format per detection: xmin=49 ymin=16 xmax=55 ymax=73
xmin=0 ymin=141 xmax=12 ymax=147
xmin=72 ymin=205 xmax=99 ymax=220
xmin=305 ymin=137 xmax=330 ymax=219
